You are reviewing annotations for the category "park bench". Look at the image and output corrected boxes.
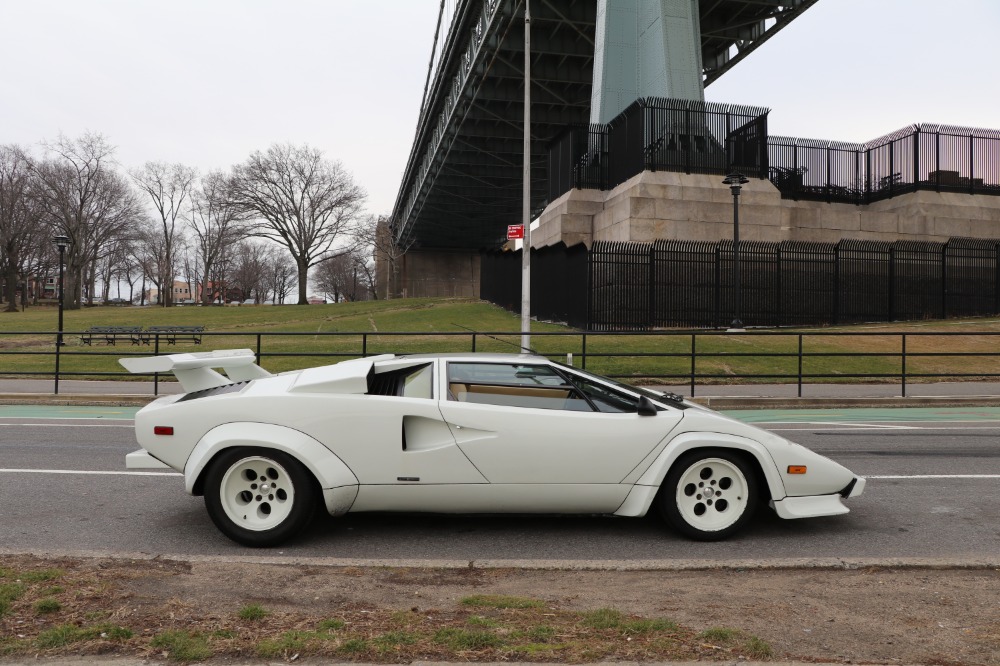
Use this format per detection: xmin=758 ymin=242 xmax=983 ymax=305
xmin=79 ymin=326 xmax=144 ymax=346
xmin=145 ymin=325 xmax=205 ymax=345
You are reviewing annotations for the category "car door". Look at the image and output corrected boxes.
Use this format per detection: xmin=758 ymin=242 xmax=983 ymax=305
xmin=437 ymin=361 xmax=683 ymax=510
xmin=313 ymin=360 xmax=487 ymax=487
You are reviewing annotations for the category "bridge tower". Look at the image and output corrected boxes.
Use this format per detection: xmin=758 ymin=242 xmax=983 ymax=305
xmin=591 ymin=0 xmax=704 ymax=124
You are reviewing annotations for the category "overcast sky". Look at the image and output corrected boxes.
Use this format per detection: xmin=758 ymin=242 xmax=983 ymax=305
xmin=2 ymin=0 xmax=997 ymax=217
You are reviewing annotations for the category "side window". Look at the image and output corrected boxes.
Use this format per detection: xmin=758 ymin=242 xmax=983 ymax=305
xmin=448 ymin=362 xmax=588 ymax=411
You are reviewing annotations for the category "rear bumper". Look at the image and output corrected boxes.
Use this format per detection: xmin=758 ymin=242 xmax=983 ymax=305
xmin=125 ymin=449 xmax=172 ymax=470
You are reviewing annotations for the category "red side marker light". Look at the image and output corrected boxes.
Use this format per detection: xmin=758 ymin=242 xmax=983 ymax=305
xmin=154 ymin=426 xmax=174 ymax=436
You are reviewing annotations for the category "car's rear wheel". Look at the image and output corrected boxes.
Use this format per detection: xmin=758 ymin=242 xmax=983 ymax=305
xmin=204 ymin=448 xmax=317 ymax=547
xmin=659 ymin=450 xmax=757 ymax=541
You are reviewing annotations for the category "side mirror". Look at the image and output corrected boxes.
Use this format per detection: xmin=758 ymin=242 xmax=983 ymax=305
xmin=637 ymin=395 xmax=658 ymax=416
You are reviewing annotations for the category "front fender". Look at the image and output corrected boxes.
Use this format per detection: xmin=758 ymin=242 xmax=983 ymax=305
xmin=615 ymin=431 xmax=786 ymax=517
xmin=185 ymin=422 xmax=359 ymax=505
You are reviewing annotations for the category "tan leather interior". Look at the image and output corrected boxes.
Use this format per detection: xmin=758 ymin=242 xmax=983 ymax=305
xmin=449 ymin=382 xmax=570 ymax=407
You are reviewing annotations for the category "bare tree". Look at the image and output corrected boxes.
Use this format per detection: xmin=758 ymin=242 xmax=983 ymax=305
xmin=0 ymin=145 xmax=39 ymax=312
xmin=131 ymin=162 xmax=197 ymax=307
xmin=109 ymin=238 xmax=143 ymax=303
xmin=261 ymin=247 xmax=296 ymax=304
xmin=189 ymin=171 xmax=247 ymax=304
xmin=31 ymin=134 xmax=145 ymax=310
xmin=313 ymin=247 xmax=373 ymax=303
xmin=136 ymin=225 xmax=167 ymax=304
xmin=353 ymin=215 xmax=413 ymax=300
xmin=229 ymin=144 xmax=365 ymax=305
xmin=313 ymin=252 xmax=352 ymax=303
xmin=229 ymin=240 xmax=270 ymax=304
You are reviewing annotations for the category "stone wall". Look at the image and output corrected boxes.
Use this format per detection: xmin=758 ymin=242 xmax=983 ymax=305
xmin=389 ymin=248 xmax=481 ymax=299
xmin=533 ymin=171 xmax=1000 ymax=248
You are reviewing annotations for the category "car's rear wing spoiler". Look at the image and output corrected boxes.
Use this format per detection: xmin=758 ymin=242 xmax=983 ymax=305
xmin=119 ymin=348 xmax=273 ymax=393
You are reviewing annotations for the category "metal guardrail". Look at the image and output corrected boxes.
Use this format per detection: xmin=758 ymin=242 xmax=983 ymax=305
xmin=2 ymin=329 xmax=1000 ymax=398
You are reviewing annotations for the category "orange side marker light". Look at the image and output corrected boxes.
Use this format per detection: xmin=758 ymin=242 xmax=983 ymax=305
xmin=787 ymin=465 xmax=807 ymax=474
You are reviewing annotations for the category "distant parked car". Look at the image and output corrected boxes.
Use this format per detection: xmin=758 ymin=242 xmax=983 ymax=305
xmin=122 ymin=350 xmax=866 ymax=547
xmin=107 ymin=298 xmax=130 ymax=305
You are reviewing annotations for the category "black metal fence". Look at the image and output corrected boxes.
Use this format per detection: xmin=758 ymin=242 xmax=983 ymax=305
xmin=547 ymin=98 xmax=770 ymax=200
xmin=548 ymin=110 xmax=1000 ymax=206
xmin=768 ymin=124 xmax=1000 ymax=204
xmin=482 ymin=237 xmax=1000 ymax=330
xmin=6 ymin=329 xmax=1000 ymax=398
xmin=480 ymin=242 xmax=589 ymax=327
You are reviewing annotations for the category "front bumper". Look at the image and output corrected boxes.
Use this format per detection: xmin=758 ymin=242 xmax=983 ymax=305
xmin=840 ymin=475 xmax=866 ymax=498
xmin=771 ymin=475 xmax=866 ymax=520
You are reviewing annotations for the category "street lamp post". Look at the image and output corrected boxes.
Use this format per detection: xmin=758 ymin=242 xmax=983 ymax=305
xmin=520 ymin=0 xmax=531 ymax=352
xmin=52 ymin=235 xmax=70 ymax=395
xmin=53 ymin=236 xmax=70 ymax=346
xmin=722 ymin=173 xmax=749 ymax=330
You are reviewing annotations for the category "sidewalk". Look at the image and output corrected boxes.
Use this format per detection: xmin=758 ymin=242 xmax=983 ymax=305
xmin=3 ymin=377 xmax=1000 ymax=408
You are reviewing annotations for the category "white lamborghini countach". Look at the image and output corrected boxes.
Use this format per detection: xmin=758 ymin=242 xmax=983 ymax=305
xmin=122 ymin=349 xmax=865 ymax=547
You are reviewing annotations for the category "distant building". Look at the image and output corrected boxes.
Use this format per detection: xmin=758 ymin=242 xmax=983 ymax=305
xmin=145 ymin=281 xmax=202 ymax=304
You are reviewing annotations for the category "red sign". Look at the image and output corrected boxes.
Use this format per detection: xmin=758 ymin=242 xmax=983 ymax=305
xmin=507 ymin=225 xmax=524 ymax=240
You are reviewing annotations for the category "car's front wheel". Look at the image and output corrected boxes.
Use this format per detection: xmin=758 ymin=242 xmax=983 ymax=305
xmin=203 ymin=448 xmax=317 ymax=547
xmin=659 ymin=450 xmax=758 ymax=541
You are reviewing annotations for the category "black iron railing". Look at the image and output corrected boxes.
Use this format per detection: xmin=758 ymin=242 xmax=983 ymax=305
xmin=4 ymin=329 xmax=1000 ymax=399
xmin=547 ymin=98 xmax=770 ymax=199
xmin=481 ymin=242 xmax=589 ymax=327
xmin=548 ymin=112 xmax=1000 ymax=206
xmin=767 ymin=124 xmax=1000 ymax=204
xmin=482 ymin=237 xmax=1000 ymax=330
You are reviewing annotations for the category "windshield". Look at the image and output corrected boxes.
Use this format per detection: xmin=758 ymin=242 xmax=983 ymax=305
xmin=551 ymin=361 xmax=685 ymax=406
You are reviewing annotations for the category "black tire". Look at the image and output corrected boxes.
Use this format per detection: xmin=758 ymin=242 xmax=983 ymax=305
xmin=203 ymin=447 xmax=317 ymax=547
xmin=658 ymin=449 xmax=758 ymax=541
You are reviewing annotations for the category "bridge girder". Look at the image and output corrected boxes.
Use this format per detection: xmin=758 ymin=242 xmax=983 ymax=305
xmin=392 ymin=0 xmax=819 ymax=250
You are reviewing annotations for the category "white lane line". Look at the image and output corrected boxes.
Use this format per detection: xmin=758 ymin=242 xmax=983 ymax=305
xmin=866 ymin=474 xmax=1000 ymax=479
xmin=0 ymin=469 xmax=997 ymax=481
xmin=0 ymin=469 xmax=180 ymax=477
xmin=0 ymin=424 xmax=133 ymax=428
xmin=0 ymin=414 xmax=135 ymax=423
xmin=758 ymin=422 xmax=917 ymax=430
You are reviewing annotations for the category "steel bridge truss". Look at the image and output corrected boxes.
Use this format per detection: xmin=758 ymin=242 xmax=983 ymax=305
xmin=392 ymin=0 xmax=819 ymax=250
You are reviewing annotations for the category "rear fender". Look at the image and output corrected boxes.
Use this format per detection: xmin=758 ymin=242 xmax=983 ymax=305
xmin=615 ymin=432 xmax=786 ymax=517
xmin=185 ymin=422 xmax=359 ymax=513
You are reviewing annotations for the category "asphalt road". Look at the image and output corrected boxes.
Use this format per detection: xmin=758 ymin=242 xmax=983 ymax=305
xmin=1 ymin=405 xmax=999 ymax=562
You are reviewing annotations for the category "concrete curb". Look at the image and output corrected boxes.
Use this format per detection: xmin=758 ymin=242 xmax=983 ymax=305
xmin=2 ymin=548 xmax=999 ymax=571
xmin=0 ymin=655 xmax=900 ymax=666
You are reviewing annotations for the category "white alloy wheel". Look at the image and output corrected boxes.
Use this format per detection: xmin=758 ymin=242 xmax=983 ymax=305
xmin=219 ymin=456 xmax=295 ymax=531
xmin=659 ymin=450 xmax=758 ymax=540
xmin=204 ymin=447 xmax=317 ymax=547
xmin=674 ymin=457 xmax=749 ymax=532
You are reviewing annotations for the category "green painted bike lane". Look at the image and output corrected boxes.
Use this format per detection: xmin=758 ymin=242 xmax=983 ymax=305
xmin=722 ymin=406 xmax=1000 ymax=423
xmin=4 ymin=404 xmax=1000 ymax=423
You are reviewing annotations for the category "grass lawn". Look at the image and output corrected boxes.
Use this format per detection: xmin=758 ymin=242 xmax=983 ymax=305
xmin=2 ymin=298 xmax=1000 ymax=384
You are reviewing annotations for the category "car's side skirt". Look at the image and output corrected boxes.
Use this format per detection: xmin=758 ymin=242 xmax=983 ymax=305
xmin=349 ymin=483 xmax=632 ymax=514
